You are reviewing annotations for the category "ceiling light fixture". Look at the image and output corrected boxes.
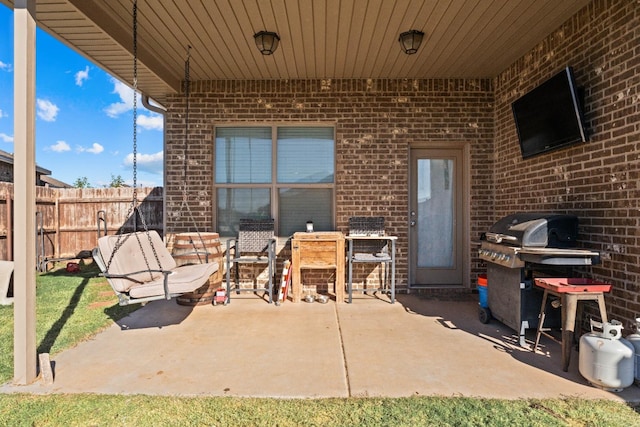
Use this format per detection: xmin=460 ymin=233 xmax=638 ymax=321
xmin=399 ymin=30 xmax=424 ymax=54
xmin=253 ymin=31 xmax=280 ymax=55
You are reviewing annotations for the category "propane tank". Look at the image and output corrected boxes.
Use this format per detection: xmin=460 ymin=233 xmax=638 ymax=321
xmin=579 ymin=319 xmax=634 ymax=392
xmin=625 ymin=317 xmax=640 ymax=385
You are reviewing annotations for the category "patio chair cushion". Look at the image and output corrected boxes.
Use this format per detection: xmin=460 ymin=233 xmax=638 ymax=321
xmin=98 ymin=231 xmax=175 ymax=292
xmin=128 ymin=262 xmax=216 ymax=299
xmin=97 ymin=231 xmax=217 ymax=297
xmin=352 ymin=253 xmax=391 ymax=262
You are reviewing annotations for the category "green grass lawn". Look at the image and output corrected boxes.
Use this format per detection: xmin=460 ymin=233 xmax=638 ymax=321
xmin=0 ymin=261 xmax=137 ymax=383
xmin=0 ymin=394 xmax=637 ymax=426
xmin=0 ymin=263 xmax=638 ymax=426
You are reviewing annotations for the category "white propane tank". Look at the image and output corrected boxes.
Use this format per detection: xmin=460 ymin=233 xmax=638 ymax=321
xmin=579 ymin=319 xmax=634 ymax=392
xmin=625 ymin=317 xmax=640 ymax=385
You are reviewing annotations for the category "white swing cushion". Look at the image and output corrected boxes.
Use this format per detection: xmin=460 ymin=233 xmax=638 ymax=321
xmin=129 ymin=262 xmax=216 ymax=299
xmin=97 ymin=231 xmax=217 ymax=298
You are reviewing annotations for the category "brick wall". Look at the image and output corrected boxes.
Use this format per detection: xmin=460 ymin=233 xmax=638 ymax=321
xmin=164 ymin=79 xmax=495 ymax=290
xmin=493 ymin=0 xmax=639 ymax=324
xmin=163 ymin=0 xmax=637 ymax=313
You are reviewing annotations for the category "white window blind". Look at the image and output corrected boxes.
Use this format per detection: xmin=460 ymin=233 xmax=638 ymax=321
xmin=214 ymin=126 xmax=334 ymax=236
xmin=277 ymin=127 xmax=334 ymax=183
xmin=215 ymin=127 xmax=271 ymax=184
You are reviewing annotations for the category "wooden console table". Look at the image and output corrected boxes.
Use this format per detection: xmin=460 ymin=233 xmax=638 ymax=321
xmin=291 ymin=232 xmax=345 ymax=303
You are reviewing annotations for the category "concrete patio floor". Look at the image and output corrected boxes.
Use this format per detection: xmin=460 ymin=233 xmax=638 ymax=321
xmin=3 ymin=293 xmax=640 ymax=402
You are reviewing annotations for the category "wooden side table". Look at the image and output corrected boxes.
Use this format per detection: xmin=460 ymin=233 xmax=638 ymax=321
xmin=291 ymin=232 xmax=345 ymax=303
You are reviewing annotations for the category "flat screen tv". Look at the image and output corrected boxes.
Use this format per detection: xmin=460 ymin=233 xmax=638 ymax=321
xmin=512 ymin=66 xmax=588 ymax=159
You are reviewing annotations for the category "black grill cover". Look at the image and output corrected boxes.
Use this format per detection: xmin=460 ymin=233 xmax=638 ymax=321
xmin=486 ymin=213 xmax=578 ymax=248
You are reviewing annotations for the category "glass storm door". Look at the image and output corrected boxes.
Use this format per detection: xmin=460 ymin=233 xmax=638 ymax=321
xmin=409 ymin=147 xmax=465 ymax=286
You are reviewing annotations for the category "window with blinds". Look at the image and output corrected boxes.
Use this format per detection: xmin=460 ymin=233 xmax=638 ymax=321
xmin=214 ymin=126 xmax=335 ymax=237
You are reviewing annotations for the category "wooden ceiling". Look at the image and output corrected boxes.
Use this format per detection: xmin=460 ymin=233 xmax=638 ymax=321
xmin=2 ymin=0 xmax=591 ymax=104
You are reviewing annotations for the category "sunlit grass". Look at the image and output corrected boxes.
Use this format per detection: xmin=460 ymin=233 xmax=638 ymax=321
xmin=0 ymin=394 xmax=637 ymax=426
xmin=0 ymin=261 xmax=137 ymax=383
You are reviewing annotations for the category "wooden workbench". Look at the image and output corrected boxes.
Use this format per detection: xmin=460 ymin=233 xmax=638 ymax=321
xmin=291 ymin=232 xmax=345 ymax=303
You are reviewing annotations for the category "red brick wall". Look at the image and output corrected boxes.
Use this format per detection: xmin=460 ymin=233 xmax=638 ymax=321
xmin=164 ymin=79 xmax=495 ymax=289
xmin=493 ymin=0 xmax=639 ymax=324
xmin=164 ymin=0 xmax=637 ymax=313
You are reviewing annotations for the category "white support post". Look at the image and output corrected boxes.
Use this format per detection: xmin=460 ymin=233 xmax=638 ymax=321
xmin=13 ymin=0 xmax=37 ymax=385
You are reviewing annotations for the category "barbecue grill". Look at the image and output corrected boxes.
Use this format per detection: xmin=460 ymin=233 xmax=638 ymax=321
xmin=479 ymin=213 xmax=600 ymax=346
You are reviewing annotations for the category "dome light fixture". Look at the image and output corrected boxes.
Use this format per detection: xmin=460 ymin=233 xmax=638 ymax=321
xmin=254 ymin=31 xmax=280 ymax=55
xmin=399 ymin=30 xmax=424 ymax=54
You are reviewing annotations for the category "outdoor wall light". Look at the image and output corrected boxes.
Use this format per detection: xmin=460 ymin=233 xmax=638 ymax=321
xmin=254 ymin=31 xmax=280 ymax=55
xmin=399 ymin=30 xmax=424 ymax=54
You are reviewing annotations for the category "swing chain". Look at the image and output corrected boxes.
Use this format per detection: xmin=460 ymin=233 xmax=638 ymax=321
xmin=105 ymin=0 xmax=162 ymax=278
xmin=183 ymin=46 xmax=191 ymax=183
xmin=176 ymin=46 xmax=208 ymax=263
xmin=132 ymin=0 xmax=138 ymax=193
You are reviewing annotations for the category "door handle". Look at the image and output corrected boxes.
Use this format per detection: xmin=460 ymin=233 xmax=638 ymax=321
xmin=410 ymin=220 xmax=416 ymax=227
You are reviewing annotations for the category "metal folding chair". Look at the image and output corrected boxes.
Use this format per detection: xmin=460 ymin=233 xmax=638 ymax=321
xmin=225 ymin=218 xmax=276 ymax=303
xmin=346 ymin=216 xmax=396 ymax=303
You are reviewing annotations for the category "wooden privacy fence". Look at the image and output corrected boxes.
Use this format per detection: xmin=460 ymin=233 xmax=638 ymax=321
xmin=0 ymin=183 xmax=163 ymax=267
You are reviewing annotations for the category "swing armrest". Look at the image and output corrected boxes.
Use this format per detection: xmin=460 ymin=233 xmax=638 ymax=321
xmin=101 ymin=269 xmax=173 ymax=299
xmin=100 ymin=270 xmax=171 ymax=285
xmin=100 ymin=270 xmax=172 ymax=300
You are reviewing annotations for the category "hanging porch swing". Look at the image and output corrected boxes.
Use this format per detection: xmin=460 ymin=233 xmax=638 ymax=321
xmin=92 ymin=0 xmax=217 ymax=306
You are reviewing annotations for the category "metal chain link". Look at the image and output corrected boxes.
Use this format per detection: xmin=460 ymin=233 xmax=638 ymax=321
xmin=181 ymin=47 xmax=208 ymax=261
xmin=105 ymin=0 xmax=162 ymax=279
xmin=132 ymin=0 xmax=138 ymax=194
xmin=183 ymin=46 xmax=190 ymax=183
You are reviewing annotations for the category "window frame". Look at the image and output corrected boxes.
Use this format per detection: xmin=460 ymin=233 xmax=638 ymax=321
xmin=213 ymin=123 xmax=336 ymax=237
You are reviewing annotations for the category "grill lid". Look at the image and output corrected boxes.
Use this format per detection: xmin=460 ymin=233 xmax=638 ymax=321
xmin=485 ymin=213 xmax=578 ymax=248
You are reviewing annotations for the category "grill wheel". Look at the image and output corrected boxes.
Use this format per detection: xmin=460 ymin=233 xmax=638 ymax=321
xmin=479 ymin=307 xmax=491 ymax=324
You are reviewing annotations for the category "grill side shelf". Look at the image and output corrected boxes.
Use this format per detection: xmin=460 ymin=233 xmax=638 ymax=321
xmin=517 ymin=248 xmax=600 ymax=266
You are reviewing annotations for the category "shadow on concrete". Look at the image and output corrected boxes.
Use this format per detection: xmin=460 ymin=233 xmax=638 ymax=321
xmin=104 ymin=299 xmax=195 ymax=330
xmin=394 ymin=293 xmax=640 ymax=402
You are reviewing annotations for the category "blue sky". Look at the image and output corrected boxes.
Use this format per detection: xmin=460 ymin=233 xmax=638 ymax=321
xmin=0 ymin=5 xmax=163 ymax=187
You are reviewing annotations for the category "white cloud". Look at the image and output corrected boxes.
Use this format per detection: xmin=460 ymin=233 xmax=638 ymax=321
xmin=75 ymin=66 xmax=90 ymax=86
xmin=0 ymin=133 xmax=13 ymax=143
xmin=124 ymin=151 xmax=163 ymax=174
xmin=36 ymin=99 xmax=59 ymax=122
xmin=0 ymin=109 xmax=6 ymax=118
xmin=49 ymin=140 xmax=71 ymax=152
xmin=137 ymin=113 xmax=163 ymax=131
xmin=77 ymin=142 xmax=104 ymax=154
xmin=104 ymin=78 xmax=137 ymax=118
xmin=0 ymin=61 xmax=11 ymax=72
xmin=104 ymin=78 xmax=160 ymax=125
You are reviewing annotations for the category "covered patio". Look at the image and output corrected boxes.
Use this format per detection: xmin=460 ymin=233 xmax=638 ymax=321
xmin=4 ymin=0 xmax=639 ymax=392
xmin=3 ymin=294 xmax=640 ymax=401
